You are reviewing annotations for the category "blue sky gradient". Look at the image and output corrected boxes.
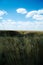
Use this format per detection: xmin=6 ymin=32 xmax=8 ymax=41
xmin=0 ymin=0 xmax=43 ymax=30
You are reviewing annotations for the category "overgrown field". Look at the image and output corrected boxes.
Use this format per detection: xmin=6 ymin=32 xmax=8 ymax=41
xmin=0 ymin=31 xmax=43 ymax=65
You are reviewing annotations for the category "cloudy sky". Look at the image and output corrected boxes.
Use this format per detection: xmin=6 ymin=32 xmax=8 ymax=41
xmin=0 ymin=0 xmax=43 ymax=30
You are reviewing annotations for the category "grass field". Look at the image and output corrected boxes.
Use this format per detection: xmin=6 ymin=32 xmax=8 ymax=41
xmin=0 ymin=31 xmax=43 ymax=65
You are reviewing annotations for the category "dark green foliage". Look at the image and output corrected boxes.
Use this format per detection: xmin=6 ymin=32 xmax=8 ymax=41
xmin=0 ymin=31 xmax=43 ymax=65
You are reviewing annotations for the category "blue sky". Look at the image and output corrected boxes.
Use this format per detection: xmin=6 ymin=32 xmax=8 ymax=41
xmin=0 ymin=0 xmax=43 ymax=30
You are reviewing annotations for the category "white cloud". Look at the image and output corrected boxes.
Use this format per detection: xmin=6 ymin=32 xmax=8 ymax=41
xmin=16 ymin=8 xmax=43 ymax=21
xmin=33 ymin=14 xmax=43 ymax=20
xmin=16 ymin=8 xmax=27 ymax=14
xmin=0 ymin=10 xmax=7 ymax=16
xmin=0 ymin=17 xmax=3 ymax=19
xmin=0 ymin=10 xmax=7 ymax=19
xmin=0 ymin=8 xmax=43 ymax=30
xmin=0 ymin=19 xmax=43 ymax=30
xmin=26 ymin=10 xmax=37 ymax=18
xmin=38 ymin=9 xmax=43 ymax=14
xmin=26 ymin=9 xmax=43 ymax=21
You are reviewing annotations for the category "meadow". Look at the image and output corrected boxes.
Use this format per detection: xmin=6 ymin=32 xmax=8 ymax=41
xmin=0 ymin=31 xmax=43 ymax=65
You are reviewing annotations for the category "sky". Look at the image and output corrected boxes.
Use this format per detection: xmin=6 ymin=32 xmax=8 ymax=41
xmin=0 ymin=0 xmax=43 ymax=30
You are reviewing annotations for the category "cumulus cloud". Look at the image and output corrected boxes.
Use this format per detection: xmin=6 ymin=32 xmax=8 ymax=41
xmin=26 ymin=10 xmax=37 ymax=18
xmin=26 ymin=9 xmax=43 ymax=21
xmin=33 ymin=14 xmax=43 ymax=20
xmin=0 ymin=19 xmax=43 ymax=30
xmin=16 ymin=8 xmax=27 ymax=14
xmin=0 ymin=8 xmax=43 ymax=30
xmin=38 ymin=9 xmax=43 ymax=14
xmin=16 ymin=8 xmax=43 ymax=21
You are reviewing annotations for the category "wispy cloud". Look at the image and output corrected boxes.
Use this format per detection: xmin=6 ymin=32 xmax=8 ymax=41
xmin=16 ymin=8 xmax=27 ymax=14
xmin=0 ymin=19 xmax=43 ymax=30
xmin=0 ymin=10 xmax=7 ymax=19
xmin=0 ymin=17 xmax=3 ymax=19
xmin=0 ymin=10 xmax=7 ymax=16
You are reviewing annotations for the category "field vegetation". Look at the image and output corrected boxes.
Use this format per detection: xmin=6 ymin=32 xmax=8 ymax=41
xmin=0 ymin=31 xmax=43 ymax=65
